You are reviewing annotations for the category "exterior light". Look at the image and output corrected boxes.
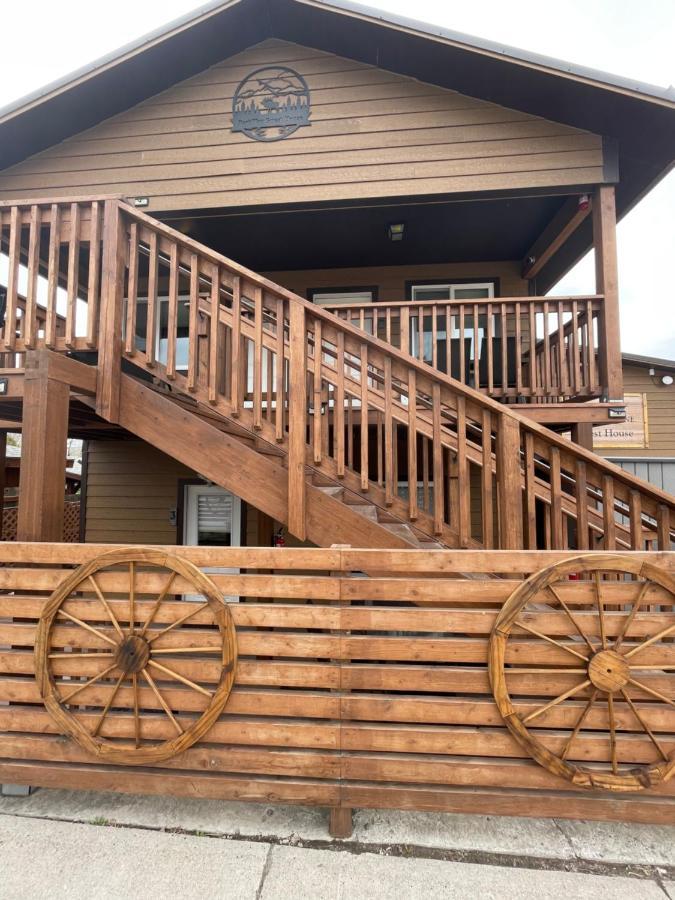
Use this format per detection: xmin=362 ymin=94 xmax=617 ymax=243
xmin=133 ymin=197 xmax=150 ymax=208
xmin=578 ymin=194 xmax=590 ymax=211
xmin=662 ymin=374 xmax=674 ymax=386
xmin=388 ymin=223 xmax=405 ymax=242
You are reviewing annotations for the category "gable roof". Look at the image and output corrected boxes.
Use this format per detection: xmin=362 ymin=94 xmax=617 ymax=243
xmin=1 ymin=0 xmax=674 ymax=288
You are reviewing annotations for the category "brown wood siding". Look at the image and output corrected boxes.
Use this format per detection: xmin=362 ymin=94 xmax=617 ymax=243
xmin=267 ymin=260 xmax=528 ymax=301
xmin=0 ymin=40 xmax=606 ymax=212
xmin=84 ymin=441 xmax=197 ymax=544
xmin=594 ymin=364 xmax=675 ymax=459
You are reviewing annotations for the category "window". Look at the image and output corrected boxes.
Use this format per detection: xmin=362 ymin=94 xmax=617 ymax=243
xmin=308 ymin=288 xmax=376 ymax=307
xmin=410 ymin=282 xmax=495 ymax=302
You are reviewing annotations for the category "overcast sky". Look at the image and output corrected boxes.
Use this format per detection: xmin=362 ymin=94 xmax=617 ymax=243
xmin=2 ymin=0 xmax=673 ymax=357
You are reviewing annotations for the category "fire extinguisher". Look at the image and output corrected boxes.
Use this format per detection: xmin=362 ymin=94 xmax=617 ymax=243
xmin=273 ymin=528 xmax=286 ymax=547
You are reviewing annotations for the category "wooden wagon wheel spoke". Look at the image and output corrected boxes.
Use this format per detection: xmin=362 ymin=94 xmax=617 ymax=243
xmin=146 ymin=601 xmax=210 ymax=644
xmin=560 ymin=689 xmax=598 ymax=761
xmin=521 ymin=680 xmax=591 ymax=724
xmin=594 ymin=571 xmax=607 ymax=649
xmin=547 ymin=584 xmax=598 ymax=653
xmin=56 ymin=609 xmax=118 ymax=648
xmin=620 ymin=688 xmax=670 ymax=763
xmin=138 ymin=572 xmax=177 ymax=637
xmin=60 ymin=663 xmax=118 ymax=703
xmin=613 ymin=580 xmax=652 ymax=651
xmin=513 ymin=620 xmax=589 ymax=663
xmin=489 ymin=555 xmax=675 ymax=792
xmin=147 ymin=659 xmax=213 ymax=698
xmin=142 ymin=668 xmax=184 ymax=736
xmin=91 ymin=671 xmax=126 ymax=737
xmin=35 ymin=548 xmax=237 ymax=765
xmin=88 ymin=574 xmax=125 ymax=640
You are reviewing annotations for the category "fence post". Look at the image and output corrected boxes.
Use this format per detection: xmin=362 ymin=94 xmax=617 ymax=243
xmin=287 ymin=301 xmax=307 ymax=540
xmin=496 ymin=414 xmax=524 ymax=549
xmin=96 ymin=199 xmax=126 ymax=423
xmin=328 ymin=543 xmax=353 ymax=840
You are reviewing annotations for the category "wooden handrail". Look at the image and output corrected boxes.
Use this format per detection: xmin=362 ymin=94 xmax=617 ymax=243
xmin=1 ymin=196 xmax=672 ymax=552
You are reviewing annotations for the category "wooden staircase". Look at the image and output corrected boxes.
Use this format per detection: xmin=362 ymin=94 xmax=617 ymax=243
xmin=1 ymin=197 xmax=674 ymax=552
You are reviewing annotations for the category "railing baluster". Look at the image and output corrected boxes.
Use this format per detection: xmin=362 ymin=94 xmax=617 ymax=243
xmin=253 ymin=286 xmax=263 ymax=430
xmin=557 ymin=300 xmax=566 ymax=395
xmin=657 ymin=504 xmax=671 ymax=550
xmin=313 ymin=318 xmax=323 ymax=464
xmin=145 ymin=231 xmax=158 ymax=367
xmin=514 ymin=301 xmax=522 ymax=395
xmin=543 ymin=301 xmax=551 ymax=395
xmin=587 ymin=299 xmax=597 ymax=391
xmin=124 ymin=222 xmax=139 ymax=357
xmin=445 ymin=305 xmax=452 ymax=377
xmin=24 ymin=205 xmax=41 ymax=350
xmin=187 ymin=253 xmax=199 ymax=392
xmin=400 ymin=306 xmax=410 ymax=356
xmin=481 ymin=409 xmax=493 ymax=548
xmin=5 ymin=206 xmax=21 ymax=350
xmin=208 ymin=263 xmax=220 ymax=405
xmin=65 ymin=202 xmax=80 ymax=348
xmin=230 ymin=276 xmax=241 ymax=416
xmin=456 ymin=396 xmax=469 ymax=545
xmin=629 ymin=490 xmax=642 ymax=551
xmin=432 ymin=383 xmax=443 ymax=535
xmin=524 ymin=431 xmax=537 ymax=550
xmin=86 ymin=200 xmax=102 ymax=349
xmin=166 ymin=242 xmax=178 ymax=380
xmin=550 ymin=447 xmax=563 ymax=547
xmin=575 ymin=460 xmax=589 ymax=550
xmin=45 ymin=204 xmax=61 ymax=350
xmin=275 ymin=296 xmax=285 ymax=442
xmin=335 ymin=331 xmax=345 ymax=477
xmin=407 ymin=369 xmax=418 ymax=521
xmin=360 ymin=344 xmax=369 ymax=490
xmin=459 ymin=305 xmax=466 ymax=385
xmin=384 ymin=356 xmax=394 ymax=506
xmin=473 ymin=303 xmax=480 ymax=389
xmin=431 ymin=306 xmax=438 ymax=370
xmin=602 ymin=474 xmax=616 ymax=549
xmin=528 ymin=301 xmax=536 ymax=396
xmin=500 ymin=303 xmax=508 ymax=396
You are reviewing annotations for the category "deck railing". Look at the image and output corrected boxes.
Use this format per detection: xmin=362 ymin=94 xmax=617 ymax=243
xmin=0 ymin=197 xmax=673 ymax=551
xmin=325 ymin=296 xmax=605 ymax=404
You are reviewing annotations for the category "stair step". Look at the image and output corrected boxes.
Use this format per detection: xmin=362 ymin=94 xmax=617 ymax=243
xmin=345 ymin=504 xmax=379 ymax=522
xmin=316 ymin=485 xmax=344 ymax=499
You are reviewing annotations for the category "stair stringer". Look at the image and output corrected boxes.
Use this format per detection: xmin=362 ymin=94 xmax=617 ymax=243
xmin=118 ymin=374 xmax=413 ymax=550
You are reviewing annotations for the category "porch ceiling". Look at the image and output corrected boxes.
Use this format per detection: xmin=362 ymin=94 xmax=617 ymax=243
xmin=164 ymin=194 xmax=565 ymax=274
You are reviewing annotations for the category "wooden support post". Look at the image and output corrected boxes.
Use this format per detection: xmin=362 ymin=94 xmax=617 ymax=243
xmin=571 ymin=422 xmax=594 ymax=451
xmin=96 ymin=200 xmax=126 ymax=423
xmin=593 ymin=185 xmax=622 ymax=402
xmin=329 ymin=807 xmax=353 ymax=839
xmin=287 ymin=302 xmax=307 ymax=541
xmin=496 ymin=415 xmax=523 ymax=549
xmin=17 ymin=353 xmax=69 ymax=542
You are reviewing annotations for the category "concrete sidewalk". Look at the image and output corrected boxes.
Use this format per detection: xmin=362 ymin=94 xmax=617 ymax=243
xmin=0 ymin=789 xmax=674 ymax=899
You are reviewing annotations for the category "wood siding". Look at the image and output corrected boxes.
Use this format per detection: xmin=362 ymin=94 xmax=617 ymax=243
xmin=0 ymin=40 xmax=606 ymax=212
xmin=267 ymin=260 xmax=529 ymax=301
xmin=595 ymin=363 xmax=675 ymax=459
xmin=84 ymin=440 xmax=263 ymax=547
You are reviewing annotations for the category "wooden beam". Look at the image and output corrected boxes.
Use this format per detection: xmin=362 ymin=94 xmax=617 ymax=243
xmin=522 ymin=196 xmax=592 ymax=280
xmin=593 ymin=185 xmax=623 ymax=402
xmin=571 ymin=422 xmax=595 ymax=451
xmin=96 ymin=200 xmax=125 ymax=423
xmin=17 ymin=353 xmax=69 ymax=541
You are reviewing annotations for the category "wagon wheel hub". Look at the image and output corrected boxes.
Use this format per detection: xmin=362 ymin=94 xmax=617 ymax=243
xmin=115 ymin=634 xmax=150 ymax=675
xmin=587 ymin=649 xmax=630 ymax=693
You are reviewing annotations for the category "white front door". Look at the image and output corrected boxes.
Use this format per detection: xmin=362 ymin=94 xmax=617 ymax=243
xmin=183 ymin=484 xmax=241 ymax=601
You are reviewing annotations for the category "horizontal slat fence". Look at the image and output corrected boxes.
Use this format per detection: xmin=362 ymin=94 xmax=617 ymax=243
xmin=0 ymin=543 xmax=674 ymax=826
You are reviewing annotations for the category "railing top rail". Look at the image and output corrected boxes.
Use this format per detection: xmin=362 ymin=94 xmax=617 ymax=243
xmin=323 ymin=295 xmax=604 ymax=311
xmin=119 ymin=201 xmax=675 ymax=512
xmin=0 ymin=543 xmax=673 ymax=573
xmin=0 ymin=194 xmax=123 ymax=209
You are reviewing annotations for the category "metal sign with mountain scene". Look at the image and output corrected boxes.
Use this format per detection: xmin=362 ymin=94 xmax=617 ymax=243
xmin=232 ymin=66 xmax=311 ymax=142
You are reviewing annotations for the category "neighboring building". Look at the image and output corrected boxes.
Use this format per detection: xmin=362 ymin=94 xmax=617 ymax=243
xmin=594 ymin=354 xmax=675 ymax=493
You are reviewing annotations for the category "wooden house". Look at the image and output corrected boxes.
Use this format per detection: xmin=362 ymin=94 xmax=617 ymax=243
xmin=0 ymin=0 xmax=674 ymax=834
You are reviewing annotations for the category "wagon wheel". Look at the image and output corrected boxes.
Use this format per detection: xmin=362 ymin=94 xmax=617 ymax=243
xmin=489 ymin=554 xmax=675 ymax=791
xmin=35 ymin=548 xmax=237 ymax=765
